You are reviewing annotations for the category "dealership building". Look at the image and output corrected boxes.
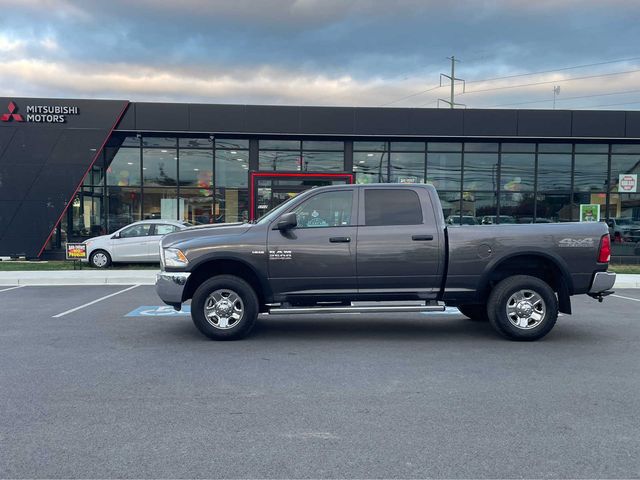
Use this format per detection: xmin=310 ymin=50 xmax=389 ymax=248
xmin=0 ymin=97 xmax=639 ymax=261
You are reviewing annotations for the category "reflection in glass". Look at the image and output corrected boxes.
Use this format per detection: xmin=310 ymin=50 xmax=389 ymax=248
xmin=610 ymin=155 xmax=640 ymax=192
xmin=259 ymin=140 xmax=300 ymax=150
xmin=390 ymin=142 xmax=425 ymax=152
xmin=500 ymin=193 xmax=535 ymax=223
xmin=301 ymin=151 xmax=344 ymax=172
xmin=142 ymin=136 xmax=177 ymax=148
xmin=217 ymin=150 xmax=248 ymax=187
xmin=463 ymin=153 xmax=498 ymax=191
xmin=216 ymin=188 xmax=249 ymax=223
xmin=179 ymin=149 xmax=213 ymax=187
xmin=390 ymin=152 xmax=425 ymax=183
xmin=143 ymin=149 xmax=177 ymax=186
xmin=612 ymin=144 xmax=640 ymax=154
xmin=354 ymin=141 xmax=387 ymax=151
xmin=461 ymin=192 xmax=497 ymax=223
xmin=537 ymin=154 xmax=571 ymax=191
xmin=436 ymin=191 xmax=461 ymax=220
xmin=501 ymin=154 xmax=534 ymax=192
xmin=501 ymin=143 xmax=535 ymax=153
xmin=354 ymin=151 xmax=388 ymax=183
xmin=107 ymin=148 xmax=140 ymax=186
xmin=427 ymin=142 xmax=462 ymax=152
xmin=258 ymin=150 xmax=300 ymax=171
xmin=216 ymin=138 xmax=249 ymax=150
xmin=575 ymin=143 xmax=608 ymax=153
xmin=106 ymin=187 xmax=141 ymax=232
xmin=180 ymin=188 xmax=214 ymax=225
xmin=302 ymin=141 xmax=343 ymax=151
xmin=465 ymin=142 xmax=498 ymax=152
xmin=143 ymin=187 xmax=178 ymax=220
xmin=538 ymin=143 xmax=572 ymax=153
xmin=179 ymin=137 xmax=213 ymax=149
xmin=536 ymin=193 xmax=573 ymax=222
xmin=573 ymin=154 xmax=608 ymax=192
xmin=427 ymin=152 xmax=461 ymax=190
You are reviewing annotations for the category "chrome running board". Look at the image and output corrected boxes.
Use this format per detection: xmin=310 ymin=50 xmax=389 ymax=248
xmin=266 ymin=301 xmax=445 ymax=315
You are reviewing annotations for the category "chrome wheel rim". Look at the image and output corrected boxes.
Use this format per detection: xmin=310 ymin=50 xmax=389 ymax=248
xmin=204 ymin=289 xmax=244 ymax=330
xmin=506 ymin=289 xmax=546 ymax=329
xmin=92 ymin=252 xmax=108 ymax=268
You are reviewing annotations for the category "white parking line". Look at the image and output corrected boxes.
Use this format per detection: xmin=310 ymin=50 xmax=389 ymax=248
xmin=52 ymin=284 xmax=141 ymax=318
xmin=611 ymin=294 xmax=640 ymax=303
xmin=0 ymin=285 xmax=26 ymax=293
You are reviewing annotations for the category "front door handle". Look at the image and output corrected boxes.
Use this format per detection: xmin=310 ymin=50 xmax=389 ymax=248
xmin=329 ymin=236 xmax=351 ymax=243
xmin=412 ymin=235 xmax=434 ymax=241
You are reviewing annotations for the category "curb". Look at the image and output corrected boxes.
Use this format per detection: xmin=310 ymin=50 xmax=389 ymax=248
xmin=0 ymin=270 xmax=158 ymax=286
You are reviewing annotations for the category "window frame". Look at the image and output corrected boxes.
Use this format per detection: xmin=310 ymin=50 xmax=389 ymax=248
xmin=274 ymin=188 xmax=358 ymax=230
xmin=118 ymin=223 xmax=153 ymax=239
xmin=360 ymin=187 xmax=425 ymax=227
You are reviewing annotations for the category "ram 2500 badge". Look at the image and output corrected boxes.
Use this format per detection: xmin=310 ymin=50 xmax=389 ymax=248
xmin=156 ymin=184 xmax=615 ymax=341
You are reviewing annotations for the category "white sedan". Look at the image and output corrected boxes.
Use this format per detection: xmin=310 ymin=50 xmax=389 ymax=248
xmin=82 ymin=220 xmax=192 ymax=268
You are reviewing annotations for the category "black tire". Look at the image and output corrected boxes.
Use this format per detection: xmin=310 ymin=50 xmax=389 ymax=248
xmin=457 ymin=304 xmax=489 ymax=322
xmin=487 ymin=275 xmax=558 ymax=341
xmin=89 ymin=250 xmax=112 ymax=269
xmin=191 ymin=275 xmax=259 ymax=341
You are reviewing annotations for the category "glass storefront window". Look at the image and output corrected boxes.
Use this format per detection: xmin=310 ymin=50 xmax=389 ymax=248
xmin=612 ymin=144 xmax=640 ymax=154
xmin=501 ymin=143 xmax=535 ymax=153
xmin=107 ymin=148 xmax=141 ymax=186
xmin=70 ymin=187 xmax=105 ymax=239
xmin=427 ymin=142 xmax=462 ymax=152
xmin=259 ymin=140 xmax=299 ymax=150
xmin=465 ymin=142 xmax=499 ymax=152
xmin=536 ymin=193 xmax=573 ymax=222
xmin=538 ymin=143 xmax=572 ymax=153
xmin=302 ymin=141 xmax=343 ymax=151
xmin=573 ymin=192 xmax=607 ymax=220
xmin=143 ymin=149 xmax=177 ymax=186
xmin=461 ymin=192 xmax=497 ymax=224
xmin=427 ymin=152 xmax=461 ymax=190
xmin=259 ymin=150 xmax=300 ymax=171
xmin=501 ymin=154 xmax=534 ymax=192
xmin=301 ymin=151 xmax=344 ymax=172
xmin=83 ymin=163 xmax=104 ymax=187
xmin=217 ymin=150 xmax=248 ymax=187
xmin=610 ymin=155 xmax=640 ymax=192
xmin=390 ymin=142 xmax=425 ymax=151
xmin=463 ymin=153 xmax=499 ymax=191
xmin=143 ymin=187 xmax=178 ymax=220
xmin=216 ymin=188 xmax=249 ymax=223
xmin=354 ymin=151 xmax=388 ymax=183
xmin=179 ymin=149 xmax=213 ymax=188
xmin=180 ymin=188 xmax=214 ymax=225
xmin=142 ymin=136 xmax=177 ymax=148
xmin=575 ymin=144 xmax=608 ymax=153
xmin=436 ymin=191 xmax=461 ymax=221
xmin=120 ymin=136 xmax=140 ymax=147
xmin=574 ymin=154 xmax=608 ymax=192
xmin=216 ymin=138 xmax=249 ymax=150
xmin=354 ymin=141 xmax=386 ymax=151
xmin=390 ymin=152 xmax=425 ymax=183
xmin=500 ymin=192 xmax=535 ymax=223
xmin=537 ymin=154 xmax=572 ymax=191
xmin=106 ymin=187 xmax=141 ymax=232
xmin=179 ymin=137 xmax=213 ymax=149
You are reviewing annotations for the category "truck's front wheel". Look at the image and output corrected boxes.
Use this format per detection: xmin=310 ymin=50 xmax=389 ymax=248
xmin=487 ymin=275 xmax=558 ymax=341
xmin=191 ymin=275 xmax=259 ymax=340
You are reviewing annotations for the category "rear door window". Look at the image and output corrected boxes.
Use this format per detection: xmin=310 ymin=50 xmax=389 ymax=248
xmin=364 ymin=189 xmax=423 ymax=226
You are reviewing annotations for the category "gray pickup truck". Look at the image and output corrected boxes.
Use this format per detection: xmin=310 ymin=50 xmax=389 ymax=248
xmin=156 ymin=184 xmax=615 ymax=341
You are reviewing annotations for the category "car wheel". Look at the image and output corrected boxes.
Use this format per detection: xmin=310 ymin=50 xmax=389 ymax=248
xmin=457 ymin=304 xmax=489 ymax=322
xmin=487 ymin=275 xmax=558 ymax=341
xmin=191 ymin=275 xmax=259 ymax=341
xmin=90 ymin=250 xmax=112 ymax=269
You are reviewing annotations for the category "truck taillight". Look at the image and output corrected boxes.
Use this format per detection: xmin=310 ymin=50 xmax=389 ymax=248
xmin=598 ymin=234 xmax=611 ymax=263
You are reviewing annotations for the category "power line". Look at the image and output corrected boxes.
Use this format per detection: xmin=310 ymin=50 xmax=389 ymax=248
xmin=479 ymin=88 xmax=640 ymax=108
xmin=574 ymin=100 xmax=640 ymax=109
xmin=460 ymin=68 xmax=640 ymax=96
xmin=465 ymin=56 xmax=640 ymax=84
xmin=381 ymin=84 xmax=442 ymax=106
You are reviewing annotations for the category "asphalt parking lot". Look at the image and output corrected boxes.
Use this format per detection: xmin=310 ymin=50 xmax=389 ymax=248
xmin=1 ymin=285 xmax=639 ymax=478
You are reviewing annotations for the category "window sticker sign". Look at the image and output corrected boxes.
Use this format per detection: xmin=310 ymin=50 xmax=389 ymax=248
xmin=618 ymin=174 xmax=637 ymax=193
xmin=579 ymin=204 xmax=600 ymax=222
xmin=66 ymin=243 xmax=87 ymax=260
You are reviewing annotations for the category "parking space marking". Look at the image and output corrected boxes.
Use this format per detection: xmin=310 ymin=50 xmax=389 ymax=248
xmin=52 ymin=284 xmax=141 ymax=318
xmin=611 ymin=294 xmax=640 ymax=302
xmin=125 ymin=305 xmax=190 ymax=317
xmin=0 ymin=285 xmax=26 ymax=293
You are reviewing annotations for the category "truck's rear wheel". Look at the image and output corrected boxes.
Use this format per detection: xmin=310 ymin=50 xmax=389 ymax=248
xmin=191 ymin=275 xmax=258 ymax=340
xmin=487 ymin=275 xmax=558 ymax=341
xmin=457 ymin=304 xmax=489 ymax=322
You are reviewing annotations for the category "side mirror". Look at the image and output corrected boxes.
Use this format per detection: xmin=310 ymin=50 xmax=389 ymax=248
xmin=111 ymin=232 xmax=121 ymax=239
xmin=276 ymin=212 xmax=297 ymax=231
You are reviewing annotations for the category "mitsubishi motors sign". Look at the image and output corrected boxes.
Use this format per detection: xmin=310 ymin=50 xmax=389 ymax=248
xmin=1 ymin=100 xmax=80 ymax=123
xmin=618 ymin=174 xmax=637 ymax=193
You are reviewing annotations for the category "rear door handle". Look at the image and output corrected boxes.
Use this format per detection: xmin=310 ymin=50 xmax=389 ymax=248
xmin=412 ymin=235 xmax=434 ymax=241
xmin=329 ymin=236 xmax=351 ymax=243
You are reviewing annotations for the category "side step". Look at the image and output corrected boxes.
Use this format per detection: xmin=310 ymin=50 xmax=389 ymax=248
xmin=266 ymin=300 xmax=445 ymax=315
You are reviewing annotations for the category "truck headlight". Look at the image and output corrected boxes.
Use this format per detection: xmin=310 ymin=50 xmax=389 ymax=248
xmin=163 ymin=248 xmax=188 ymax=268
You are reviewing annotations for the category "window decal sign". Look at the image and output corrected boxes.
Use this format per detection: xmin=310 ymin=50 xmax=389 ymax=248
xmin=618 ymin=174 xmax=637 ymax=193
xmin=579 ymin=204 xmax=600 ymax=222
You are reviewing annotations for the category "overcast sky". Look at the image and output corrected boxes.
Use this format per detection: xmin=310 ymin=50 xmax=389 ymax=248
xmin=1 ymin=0 xmax=639 ymax=109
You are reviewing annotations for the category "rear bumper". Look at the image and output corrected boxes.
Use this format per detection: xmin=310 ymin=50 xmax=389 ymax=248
xmin=589 ymin=271 xmax=616 ymax=294
xmin=155 ymin=271 xmax=190 ymax=309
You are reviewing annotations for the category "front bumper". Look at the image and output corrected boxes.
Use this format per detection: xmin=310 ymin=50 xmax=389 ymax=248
xmin=156 ymin=271 xmax=190 ymax=309
xmin=589 ymin=271 xmax=616 ymax=294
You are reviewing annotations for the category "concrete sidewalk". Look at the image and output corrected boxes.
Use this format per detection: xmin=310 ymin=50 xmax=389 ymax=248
xmin=0 ymin=269 xmax=639 ymax=288
xmin=0 ymin=270 xmax=159 ymax=286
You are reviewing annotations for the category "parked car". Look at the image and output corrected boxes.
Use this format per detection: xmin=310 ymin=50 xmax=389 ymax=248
xmin=156 ymin=184 xmax=614 ymax=342
xmin=606 ymin=218 xmax=640 ymax=243
xmin=480 ymin=215 xmax=516 ymax=225
xmin=446 ymin=215 xmax=479 ymax=225
xmin=82 ymin=220 xmax=192 ymax=268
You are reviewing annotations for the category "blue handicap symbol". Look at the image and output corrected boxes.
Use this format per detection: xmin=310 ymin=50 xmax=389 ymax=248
xmin=126 ymin=305 xmax=191 ymax=317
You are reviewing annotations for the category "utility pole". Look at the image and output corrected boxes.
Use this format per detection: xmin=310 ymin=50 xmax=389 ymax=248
xmin=438 ymin=56 xmax=466 ymax=108
xmin=553 ymin=85 xmax=561 ymax=109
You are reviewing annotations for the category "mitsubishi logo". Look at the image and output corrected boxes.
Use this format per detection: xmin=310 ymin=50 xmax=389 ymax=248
xmin=1 ymin=101 xmax=24 ymax=122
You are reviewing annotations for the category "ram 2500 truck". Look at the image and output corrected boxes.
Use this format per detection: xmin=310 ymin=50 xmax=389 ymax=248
xmin=156 ymin=184 xmax=615 ymax=341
